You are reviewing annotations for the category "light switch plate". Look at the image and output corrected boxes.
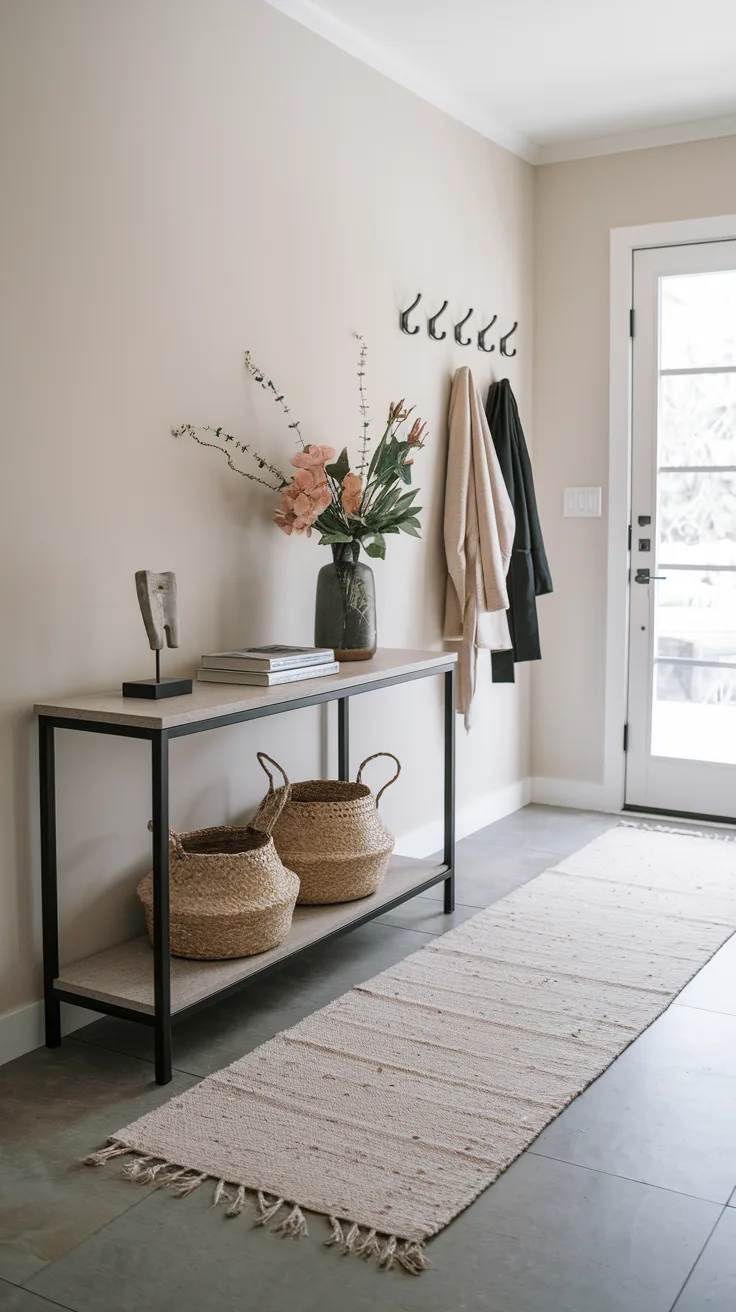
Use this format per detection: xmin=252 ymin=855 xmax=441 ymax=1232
xmin=563 ymin=486 xmax=602 ymax=518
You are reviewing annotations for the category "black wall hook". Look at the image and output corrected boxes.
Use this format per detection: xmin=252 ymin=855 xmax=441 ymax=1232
xmin=500 ymin=321 xmax=518 ymax=357
xmin=400 ymin=293 xmax=422 ymax=335
xmin=454 ymin=308 xmax=473 ymax=346
xmin=477 ymin=316 xmax=497 ymax=352
xmin=428 ymin=300 xmax=448 ymax=340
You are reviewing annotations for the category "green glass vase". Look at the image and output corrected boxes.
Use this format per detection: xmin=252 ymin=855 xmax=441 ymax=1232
xmin=314 ymin=542 xmax=377 ymax=661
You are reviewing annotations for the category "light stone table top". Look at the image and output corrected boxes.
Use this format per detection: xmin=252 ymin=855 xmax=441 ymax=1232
xmin=35 ymin=648 xmax=457 ymax=731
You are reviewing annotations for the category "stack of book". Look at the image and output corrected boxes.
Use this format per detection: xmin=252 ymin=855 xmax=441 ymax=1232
xmin=196 ymin=645 xmax=339 ymax=687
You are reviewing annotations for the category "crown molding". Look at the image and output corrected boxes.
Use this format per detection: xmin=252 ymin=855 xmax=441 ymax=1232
xmin=263 ymin=0 xmax=736 ymax=169
xmin=536 ymin=113 xmax=736 ymax=165
xmin=262 ymin=0 xmax=539 ymax=163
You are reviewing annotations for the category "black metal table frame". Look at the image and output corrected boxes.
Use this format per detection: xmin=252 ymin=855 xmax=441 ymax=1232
xmin=39 ymin=661 xmax=456 ymax=1084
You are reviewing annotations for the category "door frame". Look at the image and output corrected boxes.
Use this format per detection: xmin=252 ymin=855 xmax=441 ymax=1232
xmin=606 ymin=213 xmax=736 ymax=813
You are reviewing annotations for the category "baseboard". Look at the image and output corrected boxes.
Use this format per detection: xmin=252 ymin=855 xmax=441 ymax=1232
xmin=0 ymin=998 xmax=93 ymax=1068
xmin=530 ymin=775 xmax=619 ymax=813
xmin=394 ymin=777 xmax=532 ymax=859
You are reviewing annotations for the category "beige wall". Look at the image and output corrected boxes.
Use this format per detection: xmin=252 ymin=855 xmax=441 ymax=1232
xmin=532 ymin=136 xmax=736 ymax=790
xmin=0 ymin=0 xmax=533 ymax=1037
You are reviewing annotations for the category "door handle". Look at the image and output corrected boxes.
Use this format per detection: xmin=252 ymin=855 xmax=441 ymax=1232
xmin=634 ymin=568 xmax=666 ymax=583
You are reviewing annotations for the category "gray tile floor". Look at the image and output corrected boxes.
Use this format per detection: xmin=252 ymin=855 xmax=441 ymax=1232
xmin=2 ymin=805 xmax=736 ymax=1311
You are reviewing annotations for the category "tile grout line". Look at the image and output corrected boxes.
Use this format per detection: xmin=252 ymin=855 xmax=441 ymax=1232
xmin=69 ymin=1032 xmax=211 ymax=1080
xmin=7 ymin=1280 xmax=77 ymax=1312
xmin=17 ymin=1046 xmax=206 ymax=1290
xmin=673 ymin=1000 xmax=736 ymax=1018
xmin=21 ymin=1170 xmax=191 ymax=1296
xmin=528 ymin=1148 xmax=731 ymax=1208
xmin=668 ymin=1203 xmax=728 ymax=1311
xmin=67 ymin=1035 xmax=159 ymax=1069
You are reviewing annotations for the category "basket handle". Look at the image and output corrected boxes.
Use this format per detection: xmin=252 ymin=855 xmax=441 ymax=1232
xmin=251 ymin=752 xmax=292 ymax=834
xmin=147 ymin=820 xmax=186 ymax=861
xmin=356 ymin=752 xmax=401 ymax=807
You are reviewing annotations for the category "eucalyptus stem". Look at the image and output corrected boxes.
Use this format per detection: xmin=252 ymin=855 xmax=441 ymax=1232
xmin=244 ymin=351 xmax=306 ymax=449
xmin=354 ymin=332 xmax=371 ymax=474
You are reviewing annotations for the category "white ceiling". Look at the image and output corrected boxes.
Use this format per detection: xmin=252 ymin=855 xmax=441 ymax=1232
xmin=265 ymin=0 xmax=736 ymax=162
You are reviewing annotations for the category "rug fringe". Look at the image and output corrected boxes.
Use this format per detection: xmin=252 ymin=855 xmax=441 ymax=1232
xmin=226 ymin=1185 xmax=246 ymax=1218
xmin=397 ymin=1241 xmax=427 ymax=1275
xmin=378 ymin=1235 xmax=398 ymax=1270
xmin=341 ymin=1222 xmax=360 ymax=1254
xmin=254 ymin=1192 xmax=285 ymax=1226
xmin=83 ymin=1145 xmax=426 ymax=1272
xmin=274 ymin=1204 xmax=308 ymax=1239
xmin=172 ymin=1171 xmax=208 ymax=1199
xmin=356 ymin=1228 xmax=382 ymax=1261
xmin=620 ymin=820 xmax=736 ymax=842
xmin=83 ymin=1140 xmax=130 ymax=1166
xmin=121 ymin=1156 xmax=155 ymax=1183
xmin=212 ymin=1179 xmax=231 ymax=1209
xmin=325 ymin=1216 xmax=344 ymax=1248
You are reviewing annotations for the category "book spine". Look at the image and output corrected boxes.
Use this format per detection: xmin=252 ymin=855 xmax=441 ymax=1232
xmin=197 ymin=663 xmax=339 ymax=686
xmin=201 ymin=652 xmax=334 ymax=671
xmin=267 ymin=664 xmax=339 ymax=684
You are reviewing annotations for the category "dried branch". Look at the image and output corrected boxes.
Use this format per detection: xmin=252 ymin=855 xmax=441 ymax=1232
xmin=172 ymin=424 xmax=285 ymax=490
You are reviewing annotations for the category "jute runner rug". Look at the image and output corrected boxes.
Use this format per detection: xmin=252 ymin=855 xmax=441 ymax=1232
xmin=86 ymin=823 xmax=736 ymax=1274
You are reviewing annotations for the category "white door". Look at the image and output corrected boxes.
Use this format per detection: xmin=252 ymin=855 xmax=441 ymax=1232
xmin=626 ymin=239 xmax=736 ymax=819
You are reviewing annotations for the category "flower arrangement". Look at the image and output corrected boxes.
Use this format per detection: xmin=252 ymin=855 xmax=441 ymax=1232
xmin=173 ymin=336 xmax=427 ymax=562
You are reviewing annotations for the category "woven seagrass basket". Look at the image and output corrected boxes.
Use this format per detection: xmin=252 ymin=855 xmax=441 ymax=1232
xmin=137 ymin=760 xmax=299 ymax=960
xmin=252 ymin=750 xmax=400 ymax=905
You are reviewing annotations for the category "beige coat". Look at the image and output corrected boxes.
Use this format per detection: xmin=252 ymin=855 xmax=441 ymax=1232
xmin=443 ymin=366 xmax=515 ymax=727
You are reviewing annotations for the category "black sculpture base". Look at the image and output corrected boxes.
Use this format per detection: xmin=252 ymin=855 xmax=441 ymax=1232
xmin=122 ymin=677 xmax=193 ymax=700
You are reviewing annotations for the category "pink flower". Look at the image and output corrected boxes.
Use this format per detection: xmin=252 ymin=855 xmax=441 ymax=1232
xmin=290 ymin=444 xmax=336 ymax=470
xmin=274 ymin=452 xmax=333 ymax=537
xmin=276 ymin=513 xmax=295 ymax=535
xmin=341 ymin=471 xmax=363 ymax=517
xmin=292 ymin=467 xmax=319 ymax=492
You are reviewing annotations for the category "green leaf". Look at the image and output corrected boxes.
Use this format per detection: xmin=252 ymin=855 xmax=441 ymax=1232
xmin=382 ymin=506 xmax=422 ymax=527
xmin=399 ymin=463 xmax=412 ymax=485
xmin=316 ymin=503 xmax=346 ymax=531
xmin=368 ymin=485 xmax=401 ymax=519
xmin=373 ymin=435 xmax=401 ymax=483
xmin=325 ymin=447 xmax=350 ymax=482
xmin=364 ymin=532 xmax=386 ymax=560
xmin=318 ymin=532 xmax=354 ymax=545
xmin=399 ymin=522 xmax=421 ymax=537
xmin=367 ymin=420 xmax=393 ymax=481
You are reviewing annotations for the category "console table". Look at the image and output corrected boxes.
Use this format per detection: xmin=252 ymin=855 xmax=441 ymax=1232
xmin=36 ymin=649 xmax=457 ymax=1084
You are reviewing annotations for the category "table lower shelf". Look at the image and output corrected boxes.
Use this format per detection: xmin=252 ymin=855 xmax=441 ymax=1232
xmin=54 ymin=855 xmax=449 ymax=1018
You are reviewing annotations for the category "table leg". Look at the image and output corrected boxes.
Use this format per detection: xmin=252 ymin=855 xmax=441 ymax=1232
xmin=338 ymin=697 xmax=350 ymax=781
xmin=443 ymin=666 xmax=456 ymax=913
xmin=151 ymin=731 xmax=172 ymax=1084
xmin=39 ymin=717 xmax=61 ymax=1048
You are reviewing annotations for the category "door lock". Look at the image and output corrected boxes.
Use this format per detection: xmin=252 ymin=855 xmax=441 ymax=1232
xmin=635 ymin=568 xmax=666 ymax=583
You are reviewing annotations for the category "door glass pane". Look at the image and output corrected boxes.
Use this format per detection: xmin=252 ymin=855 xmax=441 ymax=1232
xmin=656 ymin=571 xmax=736 ymax=664
xmin=658 ymin=471 xmax=736 ymax=566
xmin=661 ymin=271 xmax=736 ymax=370
xmin=659 ymin=372 xmax=736 ymax=468
xmin=652 ymin=661 xmax=736 ymax=764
